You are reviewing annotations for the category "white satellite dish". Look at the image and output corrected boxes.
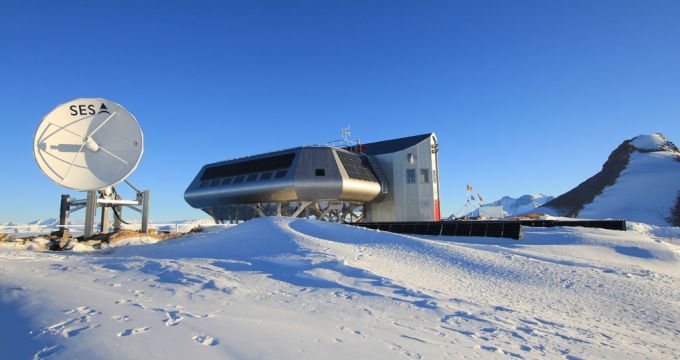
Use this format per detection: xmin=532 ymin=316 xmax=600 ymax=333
xmin=34 ymin=98 xmax=150 ymax=239
xmin=33 ymin=98 xmax=143 ymax=191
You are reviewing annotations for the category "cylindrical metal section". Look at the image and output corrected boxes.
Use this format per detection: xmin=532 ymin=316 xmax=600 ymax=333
xmin=84 ymin=190 xmax=97 ymax=238
xmin=141 ymin=190 xmax=150 ymax=233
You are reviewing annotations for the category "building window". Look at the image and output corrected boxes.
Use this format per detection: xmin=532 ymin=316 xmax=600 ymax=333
xmin=221 ymin=177 xmax=232 ymax=185
xmin=315 ymin=168 xmax=326 ymax=176
xmin=233 ymin=176 xmax=244 ymax=184
xmin=407 ymin=153 xmax=415 ymax=164
xmin=420 ymin=169 xmax=429 ymax=183
xmin=275 ymin=170 xmax=287 ymax=178
xmin=406 ymin=169 xmax=416 ymax=184
xmin=246 ymin=174 xmax=258 ymax=182
xmin=209 ymin=179 xmax=220 ymax=187
xmin=260 ymin=172 xmax=272 ymax=180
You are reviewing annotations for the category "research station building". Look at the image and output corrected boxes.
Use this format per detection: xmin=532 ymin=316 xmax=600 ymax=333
xmin=184 ymin=133 xmax=441 ymax=223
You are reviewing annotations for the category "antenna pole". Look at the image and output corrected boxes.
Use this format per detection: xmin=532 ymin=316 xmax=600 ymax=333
xmin=84 ymin=190 xmax=97 ymax=238
xmin=58 ymin=194 xmax=70 ymax=239
xmin=465 ymin=185 xmax=470 ymax=220
xmin=141 ymin=190 xmax=150 ymax=234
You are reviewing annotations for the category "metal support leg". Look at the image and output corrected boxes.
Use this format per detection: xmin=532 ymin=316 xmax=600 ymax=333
xmin=100 ymin=206 xmax=110 ymax=234
xmin=141 ymin=190 xmax=150 ymax=234
xmin=291 ymin=201 xmax=312 ymax=218
xmin=58 ymin=194 xmax=70 ymax=238
xmin=254 ymin=203 xmax=266 ymax=217
xmin=113 ymin=205 xmax=122 ymax=231
xmin=84 ymin=190 xmax=97 ymax=238
xmin=276 ymin=203 xmax=282 ymax=217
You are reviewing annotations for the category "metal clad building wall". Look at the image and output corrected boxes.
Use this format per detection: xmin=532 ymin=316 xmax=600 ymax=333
xmin=364 ymin=135 xmax=439 ymax=222
xmin=184 ymin=146 xmax=382 ymax=215
xmin=293 ymin=147 xmax=343 ymax=200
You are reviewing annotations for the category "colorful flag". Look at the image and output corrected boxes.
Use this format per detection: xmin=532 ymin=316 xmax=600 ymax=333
xmin=466 ymin=185 xmax=473 ymax=191
xmin=477 ymin=193 xmax=484 ymax=203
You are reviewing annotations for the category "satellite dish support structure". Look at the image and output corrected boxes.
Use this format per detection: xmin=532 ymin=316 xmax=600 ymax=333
xmin=56 ymin=182 xmax=150 ymax=238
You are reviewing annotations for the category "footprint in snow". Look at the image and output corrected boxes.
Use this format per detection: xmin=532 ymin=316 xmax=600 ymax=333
xmin=112 ymin=315 xmax=131 ymax=322
xmin=33 ymin=345 xmax=63 ymax=359
xmin=40 ymin=313 xmax=99 ymax=338
xmin=193 ymin=334 xmax=219 ymax=346
xmin=163 ymin=311 xmax=184 ymax=326
xmin=117 ymin=326 xmax=150 ymax=337
xmin=64 ymin=306 xmax=100 ymax=316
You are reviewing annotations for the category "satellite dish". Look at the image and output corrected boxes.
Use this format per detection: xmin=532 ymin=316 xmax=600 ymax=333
xmin=33 ymin=98 xmax=144 ymax=191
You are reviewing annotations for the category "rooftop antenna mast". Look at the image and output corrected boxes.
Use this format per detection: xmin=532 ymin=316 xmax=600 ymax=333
xmin=342 ymin=125 xmax=351 ymax=143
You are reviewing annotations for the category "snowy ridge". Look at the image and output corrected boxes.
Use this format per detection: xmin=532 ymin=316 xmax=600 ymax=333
xmin=1 ymin=217 xmax=679 ymax=359
xmin=541 ymin=133 xmax=680 ymax=226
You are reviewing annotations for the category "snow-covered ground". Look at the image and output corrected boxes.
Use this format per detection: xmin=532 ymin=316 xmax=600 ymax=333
xmin=1 ymin=217 xmax=679 ymax=359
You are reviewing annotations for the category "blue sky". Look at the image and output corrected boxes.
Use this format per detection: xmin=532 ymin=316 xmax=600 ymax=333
xmin=1 ymin=0 xmax=679 ymax=222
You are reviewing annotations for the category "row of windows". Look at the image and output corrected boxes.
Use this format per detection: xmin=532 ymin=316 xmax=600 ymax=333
xmin=198 ymin=167 xmax=328 ymax=189
xmin=200 ymin=153 xmax=295 ymax=181
xmin=199 ymin=170 xmax=288 ymax=188
xmin=406 ymin=169 xmax=432 ymax=184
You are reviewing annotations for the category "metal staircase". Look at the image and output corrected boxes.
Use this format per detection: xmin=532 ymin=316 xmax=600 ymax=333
xmin=363 ymin=155 xmax=389 ymax=198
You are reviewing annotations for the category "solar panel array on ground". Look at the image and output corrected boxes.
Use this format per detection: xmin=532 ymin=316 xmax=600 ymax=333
xmin=519 ymin=219 xmax=626 ymax=231
xmin=354 ymin=221 xmax=522 ymax=240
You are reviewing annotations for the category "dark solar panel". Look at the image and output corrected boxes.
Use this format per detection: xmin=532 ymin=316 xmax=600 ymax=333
xmin=336 ymin=151 xmax=378 ymax=182
xmin=201 ymin=153 xmax=295 ymax=181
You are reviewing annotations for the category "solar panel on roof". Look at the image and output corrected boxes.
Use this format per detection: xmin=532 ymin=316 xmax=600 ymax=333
xmin=336 ymin=151 xmax=378 ymax=182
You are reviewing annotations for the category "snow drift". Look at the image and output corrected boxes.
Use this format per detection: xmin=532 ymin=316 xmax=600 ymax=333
xmin=1 ymin=217 xmax=679 ymax=359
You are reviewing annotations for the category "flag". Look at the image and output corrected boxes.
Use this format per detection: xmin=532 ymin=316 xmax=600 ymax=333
xmin=477 ymin=193 xmax=484 ymax=203
xmin=466 ymin=185 xmax=473 ymax=191
xmin=470 ymin=195 xmax=476 ymax=201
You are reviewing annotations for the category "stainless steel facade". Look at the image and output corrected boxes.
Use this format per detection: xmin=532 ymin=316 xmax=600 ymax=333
xmin=184 ymin=146 xmax=382 ymax=221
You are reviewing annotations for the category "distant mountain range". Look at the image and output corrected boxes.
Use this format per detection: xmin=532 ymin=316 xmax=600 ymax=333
xmin=537 ymin=133 xmax=680 ymax=226
xmin=458 ymin=194 xmax=554 ymax=218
